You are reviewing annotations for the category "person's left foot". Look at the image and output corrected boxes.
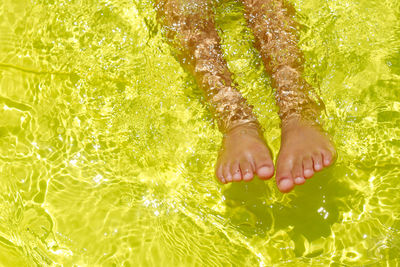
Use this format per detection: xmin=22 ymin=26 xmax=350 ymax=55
xmin=275 ymin=118 xmax=336 ymax=193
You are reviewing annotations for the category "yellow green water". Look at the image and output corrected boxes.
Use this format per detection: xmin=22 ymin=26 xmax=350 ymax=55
xmin=1 ymin=0 xmax=400 ymax=265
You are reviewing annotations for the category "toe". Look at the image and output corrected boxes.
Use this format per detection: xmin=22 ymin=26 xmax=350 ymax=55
xmin=322 ymin=149 xmax=333 ymax=167
xmin=216 ymin=164 xmax=226 ymax=184
xmin=240 ymin=160 xmax=254 ymax=182
xmin=254 ymin=152 xmax=274 ymax=180
xmin=277 ymin=177 xmax=294 ymax=193
xmin=312 ymin=153 xmax=323 ymax=172
xmin=257 ymin=166 xmax=274 ymax=180
xmin=223 ymin=163 xmax=233 ymax=183
xmin=275 ymin=155 xmax=295 ymax=192
xmin=291 ymin=159 xmax=305 ymax=185
xmin=294 ymin=176 xmax=305 ymax=185
xmin=231 ymin=162 xmax=242 ymax=182
xmin=303 ymin=155 xmax=314 ymax=178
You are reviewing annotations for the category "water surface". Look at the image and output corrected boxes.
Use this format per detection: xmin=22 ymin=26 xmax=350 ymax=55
xmin=0 ymin=0 xmax=399 ymax=265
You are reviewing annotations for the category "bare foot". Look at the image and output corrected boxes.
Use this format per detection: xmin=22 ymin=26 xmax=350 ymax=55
xmin=215 ymin=123 xmax=274 ymax=183
xmin=275 ymin=118 xmax=336 ymax=193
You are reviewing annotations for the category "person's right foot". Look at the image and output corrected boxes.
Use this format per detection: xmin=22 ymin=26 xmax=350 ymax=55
xmin=215 ymin=123 xmax=274 ymax=183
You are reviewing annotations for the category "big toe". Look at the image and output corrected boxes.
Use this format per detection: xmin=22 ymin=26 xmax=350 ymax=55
xmin=254 ymin=152 xmax=274 ymax=179
xmin=275 ymin=157 xmax=295 ymax=193
xmin=257 ymin=166 xmax=274 ymax=179
xmin=277 ymin=177 xmax=294 ymax=193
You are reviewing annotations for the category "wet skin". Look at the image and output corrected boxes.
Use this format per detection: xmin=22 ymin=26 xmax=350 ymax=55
xmin=216 ymin=123 xmax=274 ymax=183
xmin=275 ymin=118 xmax=336 ymax=192
xmin=216 ymin=119 xmax=336 ymax=193
xmin=156 ymin=0 xmax=336 ymax=192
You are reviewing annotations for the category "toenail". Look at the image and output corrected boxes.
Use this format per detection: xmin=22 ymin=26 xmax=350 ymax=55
xmin=304 ymin=169 xmax=313 ymax=177
xmin=258 ymin=166 xmax=273 ymax=176
xmin=294 ymin=177 xmax=305 ymax=184
xmin=243 ymin=172 xmax=253 ymax=180
xmin=233 ymin=173 xmax=241 ymax=181
xmin=279 ymin=178 xmax=292 ymax=189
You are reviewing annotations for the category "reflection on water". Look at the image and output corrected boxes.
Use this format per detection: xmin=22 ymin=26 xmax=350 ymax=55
xmin=0 ymin=0 xmax=399 ymax=265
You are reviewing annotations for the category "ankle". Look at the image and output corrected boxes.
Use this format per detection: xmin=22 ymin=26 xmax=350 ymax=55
xmin=281 ymin=113 xmax=322 ymax=131
xmin=225 ymin=121 xmax=261 ymax=137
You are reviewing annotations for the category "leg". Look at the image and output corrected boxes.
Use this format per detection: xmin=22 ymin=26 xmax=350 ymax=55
xmin=241 ymin=0 xmax=336 ymax=192
xmin=155 ymin=0 xmax=274 ymax=183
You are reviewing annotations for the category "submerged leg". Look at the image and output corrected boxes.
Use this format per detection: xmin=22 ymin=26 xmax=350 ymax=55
xmin=155 ymin=0 xmax=274 ymax=183
xmin=241 ymin=0 xmax=336 ymax=192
